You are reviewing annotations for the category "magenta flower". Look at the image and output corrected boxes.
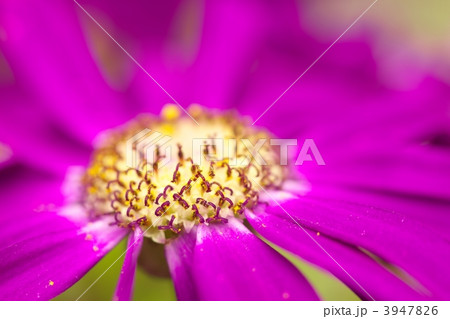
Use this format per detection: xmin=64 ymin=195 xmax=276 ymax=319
xmin=0 ymin=0 xmax=449 ymax=301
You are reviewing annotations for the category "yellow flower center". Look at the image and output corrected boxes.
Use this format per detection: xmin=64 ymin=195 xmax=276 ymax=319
xmin=82 ymin=104 xmax=286 ymax=243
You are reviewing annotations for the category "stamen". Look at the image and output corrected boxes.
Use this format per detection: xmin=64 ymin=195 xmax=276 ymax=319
xmin=177 ymin=143 xmax=184 ymax=161
xmin=172 ymin=163 xmax=181 ymax=183
xmin=206 ymin=207 xmax=228 ymax=224
xmin=196 ymin=197 xmax=208 ymax=208
xmin=207 ymin=202 xmax=217 ymax=210
xmin=173 ymin=193 xmax=189 ymax=209
xmin=192 ymin=204 xmax=205 ymax=223
xmin=222 ymin=197 xmax=234 ymax=208
xmin=223 ymin=187 xmax=233 ymax=196
xmin=155 ymin=193 xmax=164 ymax=205
xmin=158 ymin=215 xmax=181 ymax=234
xmin=155 ymin=201 xmax=170 ymax=216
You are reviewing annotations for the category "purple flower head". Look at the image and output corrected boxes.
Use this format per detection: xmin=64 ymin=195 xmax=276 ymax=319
xmin=0 ymin=0 xmax=449 ymax=301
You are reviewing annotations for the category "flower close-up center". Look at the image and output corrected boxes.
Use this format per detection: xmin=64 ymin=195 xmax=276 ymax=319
xmin=82 ymin=104 xmax=286 ymax=243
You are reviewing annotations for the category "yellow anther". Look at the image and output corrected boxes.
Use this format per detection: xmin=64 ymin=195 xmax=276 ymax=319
xmin=161 ymin=104 xmax=181 ymax=121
